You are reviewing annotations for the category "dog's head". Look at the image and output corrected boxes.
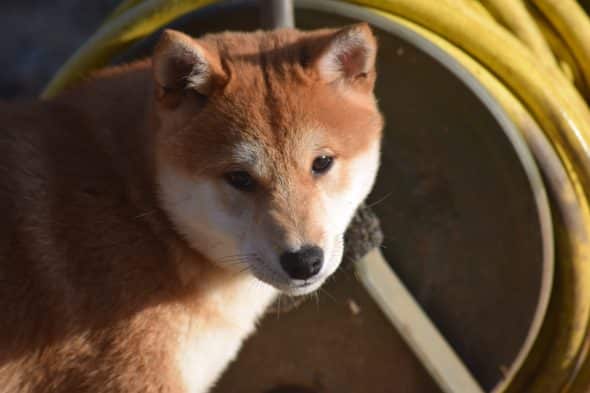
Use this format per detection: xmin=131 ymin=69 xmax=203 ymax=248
xmin=152 ymin=25 xmax=382 ymax=295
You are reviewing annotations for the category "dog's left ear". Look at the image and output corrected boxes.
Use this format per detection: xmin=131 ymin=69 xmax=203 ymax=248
xmin=314 ymin=23 xmax=377 ymax=90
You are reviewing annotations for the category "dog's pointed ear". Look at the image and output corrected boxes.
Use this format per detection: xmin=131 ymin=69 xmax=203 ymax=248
xmin=314 ymin=23 xmax=377 ymax=88
xmin=153 ymin=29 xmax=225 ymax=103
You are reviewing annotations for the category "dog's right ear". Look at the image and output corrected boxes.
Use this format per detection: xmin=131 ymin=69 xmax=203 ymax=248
xmin=152 ymin=29 xmax=225 ymax=107
xmin=311 ymin=23 xmax=377 ymax=93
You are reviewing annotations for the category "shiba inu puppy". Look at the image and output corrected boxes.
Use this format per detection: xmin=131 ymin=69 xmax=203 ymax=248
xmin=0 ymin=23 xmax=382 ymax=393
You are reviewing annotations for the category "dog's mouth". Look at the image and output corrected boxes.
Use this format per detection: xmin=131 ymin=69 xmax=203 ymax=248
xmin=282 ymin=279 xmax=325 ymax=296
xmin=246 ymin=260 xmax=327 ymax=296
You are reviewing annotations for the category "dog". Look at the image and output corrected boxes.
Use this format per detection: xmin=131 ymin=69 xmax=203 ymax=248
xmin=0 ymin=23 xmax=382 ymax=392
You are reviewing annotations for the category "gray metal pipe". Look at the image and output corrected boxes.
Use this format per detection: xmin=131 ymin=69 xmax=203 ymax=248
xmin=259 ymin=0 xmax=295 ymax=29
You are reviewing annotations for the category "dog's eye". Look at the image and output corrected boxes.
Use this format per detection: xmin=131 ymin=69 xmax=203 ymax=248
xmin=312 ymin=156 xmax=334 ymax=175
xmin=224 ymin=171 xmax=256 ymax=192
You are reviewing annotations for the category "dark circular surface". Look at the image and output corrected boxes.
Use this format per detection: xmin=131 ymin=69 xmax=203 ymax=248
xmin=296 ymin=4 xmax=548 ymax=390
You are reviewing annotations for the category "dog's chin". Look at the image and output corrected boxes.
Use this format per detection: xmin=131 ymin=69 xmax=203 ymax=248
xmin=247 ymin=253 xmax=342 ymax=296
xmin=279 ymin=279 xmax=325 ymax=296
xmin=249 ymin=269 xmax=326 ymax=296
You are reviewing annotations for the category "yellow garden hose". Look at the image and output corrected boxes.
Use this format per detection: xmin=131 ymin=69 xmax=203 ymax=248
xmin=41 ymin=1 xmax=590 ymax=392
xmin=479 ymin=0 xmax=557 ymax=68
xmin=528 ymin=5 xmax=587 ymax=95
xmin=531 ymin=0 xmax=590 ymax=101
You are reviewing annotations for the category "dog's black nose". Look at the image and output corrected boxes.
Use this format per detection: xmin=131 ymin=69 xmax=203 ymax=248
xmin=280 ymin=245 xmax=324 ymax=280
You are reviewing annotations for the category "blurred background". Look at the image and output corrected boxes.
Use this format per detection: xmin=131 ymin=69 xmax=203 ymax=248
xmin=1 ymin=0 xmax=589 ymax=99
xmin=1 ymin=0 xmax=120 ymax=98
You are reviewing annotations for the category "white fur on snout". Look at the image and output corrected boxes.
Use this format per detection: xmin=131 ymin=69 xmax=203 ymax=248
xmin=156 ymin=137 xmax=380 ymax=296
xmin=265 ymin=140 xmax=381 ymax=296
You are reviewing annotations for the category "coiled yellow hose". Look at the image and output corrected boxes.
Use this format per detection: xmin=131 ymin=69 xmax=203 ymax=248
xmin=41 ymin=1 xmax=590 ymax=392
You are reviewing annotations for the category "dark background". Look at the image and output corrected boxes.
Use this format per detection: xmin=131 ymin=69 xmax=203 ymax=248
xmin=1 ymin=0 xmax=590 ymax=99
xmin=0 ymin=0 xmax=119 ymax=99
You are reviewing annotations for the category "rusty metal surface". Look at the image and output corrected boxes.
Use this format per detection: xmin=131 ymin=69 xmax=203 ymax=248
xmin=361 ymin=21 xmax=544 ymax=393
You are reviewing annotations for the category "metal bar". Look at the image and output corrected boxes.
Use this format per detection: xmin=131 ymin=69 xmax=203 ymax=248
xmin=259 ymin=0 xmax=295 ymax=29
xmin=356 ymin=249 xmax=485 ymax=393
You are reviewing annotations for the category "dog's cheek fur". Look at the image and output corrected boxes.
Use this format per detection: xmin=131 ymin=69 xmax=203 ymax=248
xmin=157 ymin=163 xmax=252 ymax=268
xmin=320 ymin=140 xmax=381 ymax=273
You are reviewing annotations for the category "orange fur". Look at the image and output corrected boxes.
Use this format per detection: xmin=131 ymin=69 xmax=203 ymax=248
xmin=0 ymin=25 xmax=382 ymax=392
